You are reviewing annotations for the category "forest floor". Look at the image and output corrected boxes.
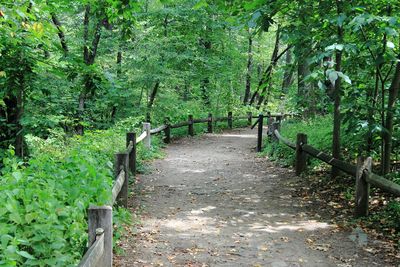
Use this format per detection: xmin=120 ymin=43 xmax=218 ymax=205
xmin=115 ymin=127 xmax=398 ymax=267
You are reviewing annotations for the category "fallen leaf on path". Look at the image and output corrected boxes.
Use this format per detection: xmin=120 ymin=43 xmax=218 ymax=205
xmin=280 ymin=236 xmax=289 ymax=242
xmin=309 ymin=243 xmax=331 ymax=252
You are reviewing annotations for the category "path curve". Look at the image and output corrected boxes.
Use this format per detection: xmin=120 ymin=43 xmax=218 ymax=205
xmin=115 ymin=128 xmax=391 ymax=267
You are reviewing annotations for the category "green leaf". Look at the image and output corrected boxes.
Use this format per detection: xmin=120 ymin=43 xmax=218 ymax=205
xmin=337 ymin=72 xmax=352 ymax=85
xmin=193 ymin=0 xmax=208 ymax=10
xmin=326 ymin=70 xmax=338 ymax=86
xmin=17 ymin=250 xmax=35 ymax=260
xmin=387 ymin=41 xmax=395 ymax=49
xmin=325 ymin=43 xmax=344 ymax=51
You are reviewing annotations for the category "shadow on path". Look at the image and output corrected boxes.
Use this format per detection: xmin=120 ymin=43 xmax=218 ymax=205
xmin=115 ymin=128 xmax=391 ymax=267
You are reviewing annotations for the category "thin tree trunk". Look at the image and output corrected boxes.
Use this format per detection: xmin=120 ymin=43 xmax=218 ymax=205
xmin=244 ymin=31 xmax=253 ymax=104
xmin=51 ymin=14 xmax=69 ymax=55
xmin=256 ymin=27 xmax=280 ymax=108
xmin=146 ymin=81 xmax=160 ymax=122
xmin=383 ymin=61 xmax=400 ymax=174
xmin=281 ymin=49 xmax=293 ymax=94
xmin=366 ymin=68 xmax=380 ymax=153
xmin=249 ymin=45 xmax=290 ymax=107
xmin=201 ymin=36 xmax=212 ymax=106
xmin=111 ymin=42 xmax=123 ymax=122
xmin=331 ymin=0 xmax=344 ymax=178
xmin=77 ymin=5 xmax=102 ymax=135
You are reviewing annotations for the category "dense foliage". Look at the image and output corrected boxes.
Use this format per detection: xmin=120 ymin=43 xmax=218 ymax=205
xmin=1 ymin=0 xmax=400 ymax=264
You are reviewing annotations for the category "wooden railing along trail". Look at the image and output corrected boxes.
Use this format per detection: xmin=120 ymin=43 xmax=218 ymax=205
xmin=77 ymin=112 xmax=252 ymax=267
xmin=254 ymin=115 xmax=400 ymax=219
xmin=77 ymin=110 xmax=400 ymax=266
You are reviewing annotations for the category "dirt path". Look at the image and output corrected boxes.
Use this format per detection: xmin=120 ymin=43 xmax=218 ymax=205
xmin=115 ymin=128 xmax=393 ymax=267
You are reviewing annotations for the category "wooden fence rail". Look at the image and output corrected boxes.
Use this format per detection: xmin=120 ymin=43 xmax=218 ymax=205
xmin=257 ymin=117 xmax=400 ymax=218
xmin=77 ymin=111 xmax=251 ymax=266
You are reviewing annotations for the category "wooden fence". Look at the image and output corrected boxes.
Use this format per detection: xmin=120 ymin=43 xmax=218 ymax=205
xmin=77 ymin=112 xmax=251 ymax=267
xmin=255 ymin=116 xmax=400 ymax=218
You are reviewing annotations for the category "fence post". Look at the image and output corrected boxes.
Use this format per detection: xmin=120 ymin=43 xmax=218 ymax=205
xmin=272 ymin=121 xmax=280 ymax=142
xmin=114 ymin=152 xmax=128 ymax=208
xmin=164 ymin=117 xmax=171 ymax=144
xmin=228 ymin=111 xmax=233 ymax=129
xmin=188 ymin=114 xmax=194 ymax=136
xmin=208 ymin=113 xmax=213 ymax=133
xmin=143 ymin=122 xmax=151 ymax=148
xmin=295 ymin=133 xmax=308 ymax=176
xmin=355 ymin=157 xmax=371 ymax=217
xmin=88 ymin=205 xmax=113 ymax=267
xmin=257 ymin=113 xmax=264 ymax=152
xmin=267 ymin=112 xmax=274 ymax=137
xmin=247 ymin=112 xmax=252 ymax=126
xmin=126 ymin=132 xmax=136 ymax=175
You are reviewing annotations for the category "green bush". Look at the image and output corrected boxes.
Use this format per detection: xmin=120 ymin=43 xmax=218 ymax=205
xmin=0 ymin=117 xmax=162 ymax=266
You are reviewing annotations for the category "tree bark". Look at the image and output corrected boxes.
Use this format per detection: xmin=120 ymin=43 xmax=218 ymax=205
xmin=201 ymin=37 xmax=212 ymax=106
xmin=51 ymin=14 xmax=69 ymax=55
xmin=383 ymin=61 xmax=400 ymax=174
xmin=331 ymin=0 xmax=344 ymax=178
xmin=77 ymin=5 xmax=103 ymax=135
xmin=146 ymin=81 xmax=160 ymax=122
xmin=256 ymin=27 xmax=280 ymax=108
xmin=243 ymin=31 xmax=253 ymax=104
xmin=281 ymin=49 xmax=293 ymax=94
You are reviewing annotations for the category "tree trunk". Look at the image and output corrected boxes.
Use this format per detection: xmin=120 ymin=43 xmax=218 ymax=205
xmin=111 ymin=43 xmax=123 ymax=122
xmin=146 ymin=81 xmax=160 ymax=122
xmin=201 ymin=37 xmax=212 ymax=106
xmin=281 ymin=49 xmax=293 ymax=95
xmin=256 ymin=27 xmax=280 ymax=108
xmin=331 ymin=0 xmax=344 ymax=178
xmin=77 ymin=5 xmax=102 ymax=135
xmin=249 ymin=45 xmax=290 ymax=107
xmin=243 ymin=32 xmax=253 ymax=104
xmin=51 ymin=13 xmax=69 ymax=55
xmin=383 ymin=61 xmax=400 ymax=174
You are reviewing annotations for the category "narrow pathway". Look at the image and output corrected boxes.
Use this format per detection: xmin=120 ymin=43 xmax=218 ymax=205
xmin=115 ymin=128 xmax=390 ymax=267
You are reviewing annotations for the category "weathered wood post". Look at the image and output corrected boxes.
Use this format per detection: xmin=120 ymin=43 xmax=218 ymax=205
xmin=228 ymin=111 xmax=233 ymax=129
xmin=355 ymin=157 xmax=371 ymax=217
xmin=88 ymin=205 xmax=112 ymax=267
xmin=208 ymin=113 xmax=213 ymax=133
xmin=126 ymin=132 xmax=136 ymax=175
xmin=188 ymin=114 xmax=194 ymax=136
xmin=267 ymin=112 xmax=274 ymax=137
xmin=272 ymin=121 xmax=280 ymax=142
xmin=247 ymin=112 xmax=252 ymax=126
xmin=164 ymin=117 xmax=171 ymax=144
xmin=114 ymin=152 xmax=128 ymax=208
xmin=143 ymin=122 xmax=151 ymax=148
xmin=295 ymin=133 xmax=308 ymax=176
xmin=257 ymin=113 xmax=264 ymax=152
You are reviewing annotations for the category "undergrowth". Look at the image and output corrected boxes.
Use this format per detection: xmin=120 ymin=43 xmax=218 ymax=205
xmin=262 ymin=115 xmax=400 ymax=247
xmin=0 ymin=117 xmax=163 ymax=266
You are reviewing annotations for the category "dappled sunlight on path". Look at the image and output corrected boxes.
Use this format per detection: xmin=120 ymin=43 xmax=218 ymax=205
xmin=115 ymin=128 xmax=388 ymax=267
